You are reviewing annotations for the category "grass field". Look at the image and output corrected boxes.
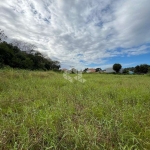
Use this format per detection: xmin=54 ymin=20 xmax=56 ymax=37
xmin=0 ymin=69 xmax=150 ymax=150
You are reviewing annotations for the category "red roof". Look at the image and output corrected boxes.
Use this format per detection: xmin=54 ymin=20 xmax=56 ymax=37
xmin=87 ymin=68 xmax=96 ymax=72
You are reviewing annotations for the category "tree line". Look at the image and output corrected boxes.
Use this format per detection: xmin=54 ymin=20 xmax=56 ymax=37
xmin=0 ymin=29 xmax=60 ymax=70
xmin=111 ymin=63 xmax=150 ymax=74
xmin=123 ymin=64 xmax=150 ymax=74
xmin=83 ymin=63 xmax=150 ymax=74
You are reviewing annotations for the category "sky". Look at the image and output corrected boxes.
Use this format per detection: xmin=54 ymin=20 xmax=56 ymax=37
xmin=0 ymin=0 xmax=150 ymax=70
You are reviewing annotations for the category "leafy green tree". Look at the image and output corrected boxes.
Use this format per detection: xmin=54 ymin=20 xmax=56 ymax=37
xmin=0 ymin=30 xmax=61 ymax=70
xmin=70 ymin=68 xmax=78 ymax=74
xmin=134 ymin=65 xmax=140 ymax=73
xmin=123 ymin=68 xmax=129 ymax=74
xmin=45 ymin=62 xmax=52 ymax=70
xmin=22 ymin=58 xmax=34 ymax=69
xmin=0 ymin=55 xmax=4 ymax=68
xmin=83 ymin=68 xmax=88 ymax=73
xmin=95 ymin=68 xmax=102 ymax=72
xmin=148 ymin=67 xmax=150 ymax=73
xmin=113 ymin=63 xmax=122 ymax=73
xmin=139 ymin=64 xmax=149 ymax=74
xmin=51 ymin=61 xmax=60 ymax=70
xmin=0 ymin=42 xmax=14 ymax=65
xmin=134 ymin=64 xmax=149 ymax=74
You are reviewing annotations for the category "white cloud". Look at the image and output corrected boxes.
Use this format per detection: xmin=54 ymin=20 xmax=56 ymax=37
xmin=113 ymin=0 xmax=150 ymax=47
xmin=0 ymin=0 xmax=150 ymax=69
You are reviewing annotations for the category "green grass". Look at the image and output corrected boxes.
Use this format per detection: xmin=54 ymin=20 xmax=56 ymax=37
xmin=0 ymin=69 xmax=150 ymax=150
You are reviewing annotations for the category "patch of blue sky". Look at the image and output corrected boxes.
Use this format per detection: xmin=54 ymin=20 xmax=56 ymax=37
xmin=79 ymin=60 xmax=85 ymax=63
xmin=77 ymin=54 xmax=83 ymax=57
xmin=106 ymin=53 xmax=150 ymax=68
xmin=95 ymin=21 xmax=103 ymax=27
xmin=86 ymin=63 xmax=100 ymax=68
xmin=127 ymin=43 xmax=150 ymax=50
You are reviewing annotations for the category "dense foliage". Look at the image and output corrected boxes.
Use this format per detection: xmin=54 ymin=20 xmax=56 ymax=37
xmin=123 ymin=65 xmax=150 ymax=74
xmin=0 ymin=41 xmax=60 ymax=70
xmin=83 ymin=68 xmax=88 ymax=72
xmin=134 ymin=64 xmax=150 ymax=74
xmin=113 ymin=63 xmax=122 ymax=73
xmin=95 ymin=68 xmax=102 ymax=72
xmin=0 ymin=30 xmax=60 ymax=70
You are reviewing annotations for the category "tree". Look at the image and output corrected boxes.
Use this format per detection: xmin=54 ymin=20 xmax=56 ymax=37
xmin=0 ymin=30 xmax=61 ymax=70
xmin=148 ymin=67 xmax=150 ymax=73
xmin=134 ymin=65 xmax=140 ymax=73
xmin=123 ymin=68 xmax=129 ymax=74
xmin=0 ymin=29 xmax=7 ymax=43
xmin=51 ymin=61 xmax=60 ymax=70
xmin=134 ymin=64 xmax=149 ymax=74
xmin=139 ymin=64 xmax=149 ymax=74
xmin=83 ymin=68 xmax=88 ymax=73
xmin=0 ymin=41 xmax=61 ymax=70
xmin=95 ymin=68 xmax=102 ymax=72
xmin=113 ymin=63 xmax=122 ymax=73
xmin=0 ymin=55 xmax=4 ymax=68
xmin=69 ymin=68 xmax=77 ymax=74
xmin=12 ymin=40 xmax=37 ymax=52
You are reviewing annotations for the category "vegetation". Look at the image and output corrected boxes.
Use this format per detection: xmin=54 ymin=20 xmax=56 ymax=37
xmin=0 ymin=29 xmax=60 ymax=71
xmin=95 ymin=68 xmax=102 ymax=72
xmin=122 ymin=67 xmax=134 ymax=74
xmin=0 ymin=41 xmax=60 ymax=71
xmin=0 ymin=29 xmax=7 ymax=42
xmin=0 ymin=69 xmax=150 ymax=149
xmin=83 ymin=68 xmax=88 ymax=73
xmin=122 ymin=65 xmax=150 ymax=74
xmin=134 ymin=64 xmax=150 ymax=74
xmin=113 ymin=63 xmax=122 ymax=73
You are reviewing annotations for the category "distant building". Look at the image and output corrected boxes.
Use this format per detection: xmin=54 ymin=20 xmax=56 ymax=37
xmin=86 ymin=68 xmax=96 ymax=73
xmin=104 ymin=68 xmax=124 ymax=73
xmin=104 ymin=68 xmax=115 ymax=73
xmin=62 ymin=68 xmax=68 ymax=72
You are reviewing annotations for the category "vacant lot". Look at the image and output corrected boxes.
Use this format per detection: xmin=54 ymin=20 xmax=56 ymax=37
xmin=0 ymin=69 xmax=150 ymax=150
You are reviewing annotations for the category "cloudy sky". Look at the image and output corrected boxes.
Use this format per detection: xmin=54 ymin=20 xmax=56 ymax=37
xmin=0 ymin=0 xmax=150 ymax=69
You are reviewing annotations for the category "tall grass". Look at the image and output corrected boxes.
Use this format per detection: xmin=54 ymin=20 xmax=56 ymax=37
xmin=0 ymin=69 xmax=150 ymax=149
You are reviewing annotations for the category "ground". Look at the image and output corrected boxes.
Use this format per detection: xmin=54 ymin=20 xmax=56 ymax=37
xmin=0 ymin=69 xmax=150 ymax=149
